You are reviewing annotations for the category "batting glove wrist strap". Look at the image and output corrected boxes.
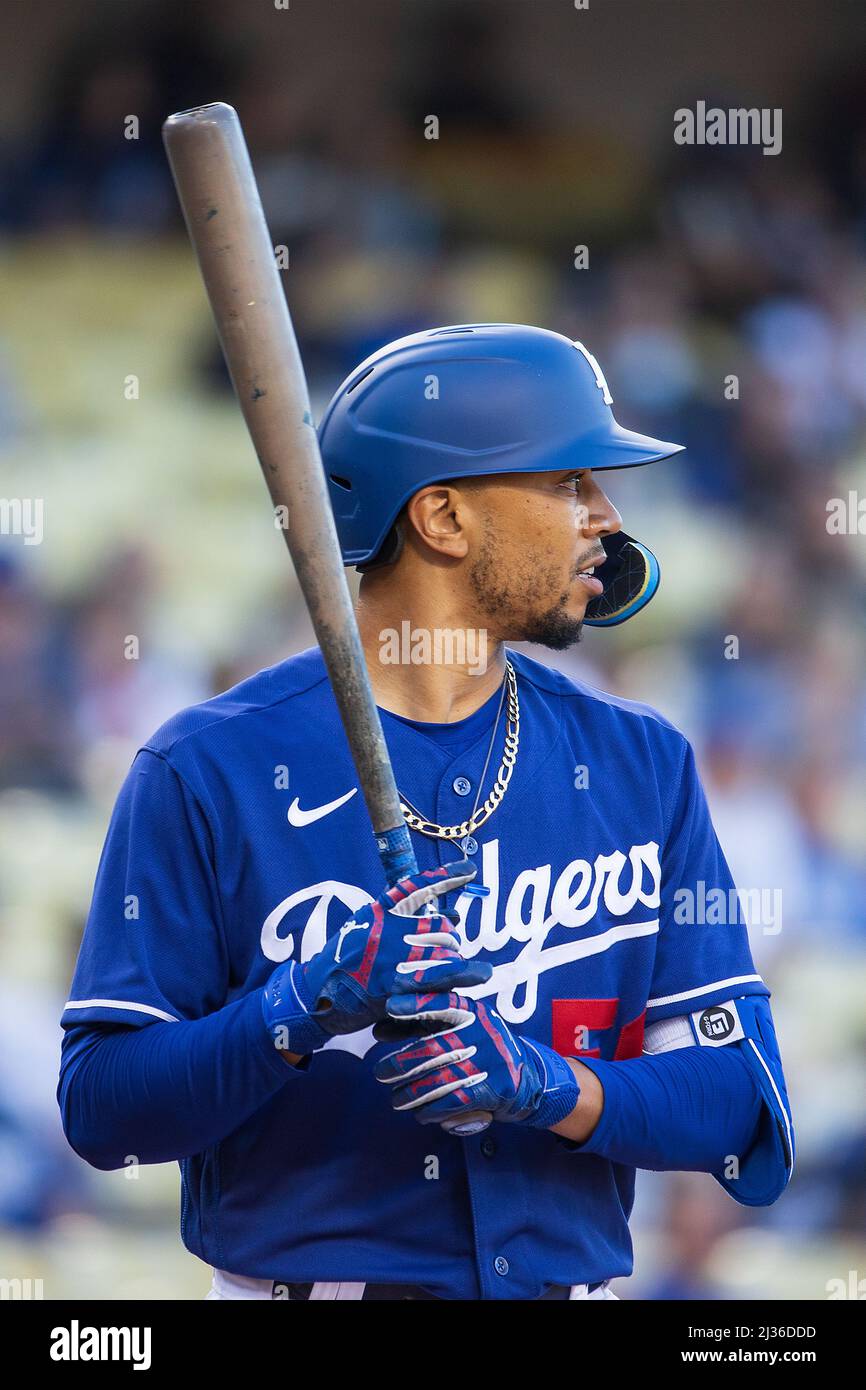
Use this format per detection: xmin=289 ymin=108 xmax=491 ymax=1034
xmin=261 ymin=959 xmax=330 ymax=1057
xmin=523 ymin=1040 xmax=581 ymax=1129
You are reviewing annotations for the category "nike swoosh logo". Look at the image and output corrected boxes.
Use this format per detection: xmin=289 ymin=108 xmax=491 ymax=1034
xmin=287 ymin=788 xmax=358 ymax=827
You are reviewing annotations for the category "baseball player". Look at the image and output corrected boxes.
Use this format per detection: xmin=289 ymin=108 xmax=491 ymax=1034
xmin=59 ymin=325 xmax=793 ymax=1301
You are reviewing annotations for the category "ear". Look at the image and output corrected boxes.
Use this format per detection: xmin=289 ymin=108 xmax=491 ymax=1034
xmin=404 ymin=484 xmax=470 ymax=560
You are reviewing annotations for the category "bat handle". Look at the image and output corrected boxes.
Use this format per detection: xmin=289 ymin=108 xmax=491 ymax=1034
xmin=439 ymin=1110 xmax=494 ymax=1137
xmin=376 ymin=823 xmax=418 ymax=886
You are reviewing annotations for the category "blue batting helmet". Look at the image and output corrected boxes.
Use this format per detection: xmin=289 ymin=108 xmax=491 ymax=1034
xmin=318 ymin=323 xmax=684 ymax=626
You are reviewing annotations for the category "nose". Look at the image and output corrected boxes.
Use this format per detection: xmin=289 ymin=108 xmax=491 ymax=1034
xmin=579 ymin=475 xmax=622 ymax=539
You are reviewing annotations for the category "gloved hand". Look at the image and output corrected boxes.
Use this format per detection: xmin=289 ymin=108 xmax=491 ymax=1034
xmin=373 ymin=991 xmax=579 ymax=1133
xmin=262 ymin=861 xmax=491 ymax=1056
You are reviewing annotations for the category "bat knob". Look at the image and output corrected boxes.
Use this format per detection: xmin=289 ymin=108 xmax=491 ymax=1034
xmin=439 ymin=1110 xmax=493 ymax=1137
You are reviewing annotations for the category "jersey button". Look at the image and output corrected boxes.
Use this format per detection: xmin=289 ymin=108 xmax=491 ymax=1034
xmin=452 ymin=776 xmax=472 ymax=796
xmin=480 ymin=1137 xmax=496 ymax=1158
xmin=493 ymin=1256 xmax=509 ymax=1277
xmin=461 ymin=835 xmax=478 ymax=856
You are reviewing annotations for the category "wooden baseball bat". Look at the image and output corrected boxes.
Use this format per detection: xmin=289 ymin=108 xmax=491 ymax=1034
xmin=161 ymin=102 xmax=416 ymax=889
xmin=163 ymin=103 xmax=492 ymax=1135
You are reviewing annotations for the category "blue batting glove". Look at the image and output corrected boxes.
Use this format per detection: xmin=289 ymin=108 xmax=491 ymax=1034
xmin=374 ymin=991 xmax=579 ymax=1131
xmin=262 ymin=863 xmax=491 ymax=1056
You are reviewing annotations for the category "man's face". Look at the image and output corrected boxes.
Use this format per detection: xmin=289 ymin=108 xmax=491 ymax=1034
xmin=466 ymin=469 xmax=622 ymax=649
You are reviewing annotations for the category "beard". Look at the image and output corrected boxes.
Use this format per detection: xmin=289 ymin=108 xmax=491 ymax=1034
xmin=469 ymin=529 xmax=586 ymax=650
xmin=521 ymin=605 xmax=584 ymax=650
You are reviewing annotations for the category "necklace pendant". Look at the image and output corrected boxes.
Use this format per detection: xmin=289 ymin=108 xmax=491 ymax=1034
xmin=464 ymin=882 xmax=491 ymax=898
xmin=458 ymin=833 xmax=490 ymax=895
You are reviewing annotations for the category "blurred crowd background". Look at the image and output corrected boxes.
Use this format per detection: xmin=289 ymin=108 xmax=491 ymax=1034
xmin=1 ymin=0 xmax=866 ymax=1299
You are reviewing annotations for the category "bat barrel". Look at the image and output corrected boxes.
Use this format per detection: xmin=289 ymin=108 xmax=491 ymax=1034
xmin=163 ymin=103 xmax=293 ymax=444
xmin=162 ymin=102 xmax=317 ymax=520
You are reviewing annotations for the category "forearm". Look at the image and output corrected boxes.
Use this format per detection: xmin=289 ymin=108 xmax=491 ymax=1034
xmin=551 ymin=1045 xmax=763 ymax=1173
xmin=58 ymin=989 xmax=300 ymax=1169
xmin=549 ymin=1058 xmax=604 ymax=1142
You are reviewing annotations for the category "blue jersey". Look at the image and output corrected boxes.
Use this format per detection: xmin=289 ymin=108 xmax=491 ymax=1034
xmin=62 ymin=647 xmax=767 ymax=1299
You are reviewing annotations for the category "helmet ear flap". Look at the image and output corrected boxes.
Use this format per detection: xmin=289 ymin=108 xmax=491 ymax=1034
xmin=584 ymin=533 xmax=659 ymax=627
xmin=356 ymin=520 xmax=404 ymax=574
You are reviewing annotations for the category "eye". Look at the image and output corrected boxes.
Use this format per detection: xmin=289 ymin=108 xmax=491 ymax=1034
xmin=559 ymin=473 xmax=584 ymax=495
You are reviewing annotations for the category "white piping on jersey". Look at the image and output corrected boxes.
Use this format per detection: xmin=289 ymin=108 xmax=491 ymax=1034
xmin=67 ymin=963 xmax=763 ymax=1036
xmin=647 ymin=974 xmax=763 ymax=1009
xmin=747 ymin=1036 xmax=794 ymax=1176
xmin=64 ymin=998 xmax=179 ymax=1023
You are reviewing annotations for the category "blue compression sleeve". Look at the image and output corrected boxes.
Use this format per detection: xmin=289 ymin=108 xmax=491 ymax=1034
xmin=569 ymin=1045 xmax=763 ymax=1173
xmin=58 ymin=990 xmax=302 ymax=1170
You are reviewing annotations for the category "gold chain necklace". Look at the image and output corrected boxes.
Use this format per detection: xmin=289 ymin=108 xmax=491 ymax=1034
xmin=398 ymin=660 xmax=520 ymax=842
